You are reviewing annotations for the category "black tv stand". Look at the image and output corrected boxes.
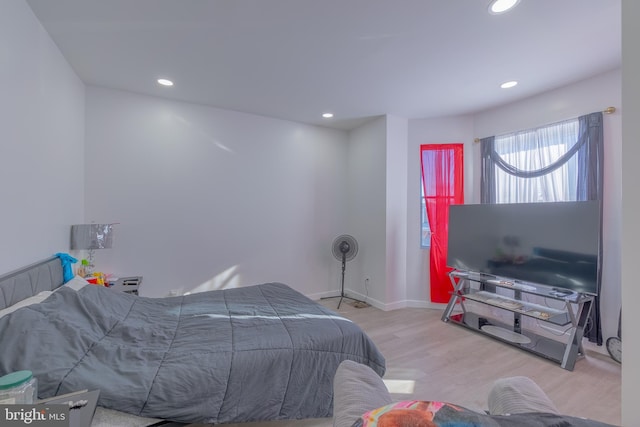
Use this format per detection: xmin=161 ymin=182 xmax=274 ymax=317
xmin=441 ymin=270 xmax=594 ymax=371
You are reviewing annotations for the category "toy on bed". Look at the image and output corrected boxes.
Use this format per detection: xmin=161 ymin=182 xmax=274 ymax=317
xmin=0 ymin=257 xmax=386 ymax=425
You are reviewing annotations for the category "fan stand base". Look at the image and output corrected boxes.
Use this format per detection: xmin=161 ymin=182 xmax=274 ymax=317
xmin=321 ymin=294 xmax=366 ymax=310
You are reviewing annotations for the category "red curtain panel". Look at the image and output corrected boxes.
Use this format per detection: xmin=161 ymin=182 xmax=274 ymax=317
xmin=421 ymin=144 xmax=464 ymax=303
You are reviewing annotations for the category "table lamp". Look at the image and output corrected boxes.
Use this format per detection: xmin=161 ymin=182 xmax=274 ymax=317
xmin=70 ymin=224 xmax=114 ymax=275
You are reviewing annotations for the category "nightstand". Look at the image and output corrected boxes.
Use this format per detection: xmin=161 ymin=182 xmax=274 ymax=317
xmin=37 ymin=389 xmax=100 ymax=427
xmin=108 ymin=276 xmax=142 ymax=295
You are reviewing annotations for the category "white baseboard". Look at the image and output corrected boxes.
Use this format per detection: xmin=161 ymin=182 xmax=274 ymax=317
xmin=311 ymin=288 xmax=447 ymax=311
xmin=306 ymin=290 xmax=341 ymax=301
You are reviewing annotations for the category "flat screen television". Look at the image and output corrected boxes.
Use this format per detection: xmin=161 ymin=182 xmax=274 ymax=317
xmin=447 ymin=201 xmax=600 ymax=295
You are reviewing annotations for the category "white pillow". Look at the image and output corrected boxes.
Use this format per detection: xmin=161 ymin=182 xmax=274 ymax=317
xmin=0 ymin=291 xmax=53 ymax=319
xmin=63 ymin=275 xmax=90 ymax=291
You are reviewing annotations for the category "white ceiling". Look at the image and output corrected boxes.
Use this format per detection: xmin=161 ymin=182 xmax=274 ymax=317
xmin=25 ymin=0 xmax=621 ymax=130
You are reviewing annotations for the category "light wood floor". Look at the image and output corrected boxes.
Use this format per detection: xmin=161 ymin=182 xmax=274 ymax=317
xmin=203 ymin=300 xmax=622 ymax=427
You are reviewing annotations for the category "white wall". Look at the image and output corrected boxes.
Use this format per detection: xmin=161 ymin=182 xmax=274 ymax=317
xmin=346 ymin=117 xmax=388 ymax=306
xmin=344 ymin=115 xmax=409 ymax=310
xmin=406 ymin=115 xmax=476 ymax=306
xmin=0 ymin=0 xmax=85 ymax=273
xmin=621 ymin=1 xmax=639 ymax=425
xmin=472 ymin=69 xmax=622 ymax=343
xmin=84 ymin=86 xmax=349 ymax=298
xmin=385 ymin=116 xmax=409 ymax=307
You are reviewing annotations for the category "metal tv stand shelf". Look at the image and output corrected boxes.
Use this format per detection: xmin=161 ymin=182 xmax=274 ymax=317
xmin=441 ymin=270 xmax=594 ymax=371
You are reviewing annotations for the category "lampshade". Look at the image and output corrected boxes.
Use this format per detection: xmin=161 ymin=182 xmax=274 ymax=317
xmin=70 ymin=224 xmax=114 ymax=250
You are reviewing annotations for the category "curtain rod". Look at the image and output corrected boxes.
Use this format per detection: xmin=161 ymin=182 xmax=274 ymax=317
xmin=473 ymin=106 xmax=616 ymax=143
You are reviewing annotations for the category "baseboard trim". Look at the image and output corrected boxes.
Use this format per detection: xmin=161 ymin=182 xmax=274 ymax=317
xmin=312 ymin=288 xmax=447 ymax=311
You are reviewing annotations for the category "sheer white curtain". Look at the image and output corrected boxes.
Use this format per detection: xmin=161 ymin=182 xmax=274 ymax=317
xmin=493 ymin=118 xmax=579 ymax=203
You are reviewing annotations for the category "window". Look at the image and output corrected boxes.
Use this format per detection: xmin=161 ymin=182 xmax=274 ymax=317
xmin=420 ymin=181 xmax=431 ymax=247
xmin=420 ymin=145 xmax=464 ymax=249
xmin=420 ymin=144 xmax=464 ymax=303
xmin=492 ymin=118 xmax=579 ymax=203
xmin=480 ymin=112 xmax=604 ymax=344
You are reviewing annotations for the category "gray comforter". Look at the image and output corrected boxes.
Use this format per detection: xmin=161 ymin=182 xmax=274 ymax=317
xmin=0 ymin=282 xmax=385 ymax=424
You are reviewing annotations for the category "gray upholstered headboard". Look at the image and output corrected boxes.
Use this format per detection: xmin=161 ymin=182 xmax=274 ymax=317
xmin=0 ymin=257 xmax=64 ymax=310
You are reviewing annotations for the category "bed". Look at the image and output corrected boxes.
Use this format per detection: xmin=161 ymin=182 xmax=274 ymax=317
xmin=0 ymin=257 xmax=386 ymax=424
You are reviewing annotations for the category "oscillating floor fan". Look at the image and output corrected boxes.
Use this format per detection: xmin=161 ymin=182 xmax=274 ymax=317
xmin=322 ymin=234 xmax=365 ymax=309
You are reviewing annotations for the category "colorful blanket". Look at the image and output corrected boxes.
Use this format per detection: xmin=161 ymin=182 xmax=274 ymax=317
xmin=351 ymin=400 xmax=618 ymax=427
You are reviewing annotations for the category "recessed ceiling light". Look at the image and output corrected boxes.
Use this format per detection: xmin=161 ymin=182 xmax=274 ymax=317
xmin=500 ymin=80 xmax=518 ymax=89
xmin=488 ymin=0 xmax=520 ymax=15
xmin=157 ymin=78 xmax=174 ymax=87
xmin=322 ymin=113 xmax=334 ymax=118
